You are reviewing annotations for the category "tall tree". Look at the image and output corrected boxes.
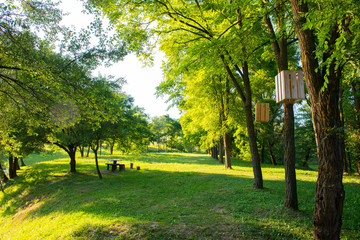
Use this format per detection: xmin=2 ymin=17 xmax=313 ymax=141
xmin=290 ymin=0 xmax=360 ymax=238
xmin=261 ymin=0 xmax=299 ymax=210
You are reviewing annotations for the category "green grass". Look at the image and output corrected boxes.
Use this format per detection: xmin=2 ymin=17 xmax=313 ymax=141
xmin=0 ymin=151 xmax=359 ymax=239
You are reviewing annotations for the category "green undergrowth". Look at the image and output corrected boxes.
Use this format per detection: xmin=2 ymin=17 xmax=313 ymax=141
xmin=0 ymin=151 xmax=359 ymax=239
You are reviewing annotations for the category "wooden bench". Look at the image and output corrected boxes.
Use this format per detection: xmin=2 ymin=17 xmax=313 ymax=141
xmin=119 ymin=164 xmax=125 ymax=171
xmin=106 ymin=163 xmax=120 ymax=171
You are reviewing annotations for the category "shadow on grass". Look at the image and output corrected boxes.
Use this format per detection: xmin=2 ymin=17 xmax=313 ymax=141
xmin=101 ymin=152 xmax=221 ymax=166
xmin=1 ymin=152 xmax=359 ymax=239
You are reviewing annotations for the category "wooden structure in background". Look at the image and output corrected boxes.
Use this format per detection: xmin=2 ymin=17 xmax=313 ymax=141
xmin=255 ymin=103 xmax=270 ymax=122
xmin=275 ymin=70 xmax=305 ymax=103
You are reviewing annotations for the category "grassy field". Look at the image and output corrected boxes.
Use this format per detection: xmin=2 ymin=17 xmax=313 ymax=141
xmin=0 ymin=150 xmax=359 ymax=239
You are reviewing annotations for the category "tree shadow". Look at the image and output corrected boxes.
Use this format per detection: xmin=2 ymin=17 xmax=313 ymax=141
xmin=1 ymin=153 xmax=359 ymax=239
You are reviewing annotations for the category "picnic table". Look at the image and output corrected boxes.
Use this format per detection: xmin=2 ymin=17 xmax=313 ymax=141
xmin=106 ymin=159 xmax=125 ymax=171
xmin=106 ymin=159 xmax=121 ymax=171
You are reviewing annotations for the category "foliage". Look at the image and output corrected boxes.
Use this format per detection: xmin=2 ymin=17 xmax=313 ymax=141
xmin=0 ymin=0 xmax=133 ymax=175
xmin=149 ymin=115 xmax=183 ymax=151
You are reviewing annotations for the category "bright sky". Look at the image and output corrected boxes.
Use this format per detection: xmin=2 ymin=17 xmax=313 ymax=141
xmin=59 ymin=0 xmax=180 ymax=119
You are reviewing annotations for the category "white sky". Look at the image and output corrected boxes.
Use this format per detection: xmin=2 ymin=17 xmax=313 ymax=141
xmin=59 ymin=0 xmax=180 ymax=119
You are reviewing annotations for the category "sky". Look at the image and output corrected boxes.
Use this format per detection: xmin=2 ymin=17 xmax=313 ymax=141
xmin=59 ymin=1 xmax=181 ymax=119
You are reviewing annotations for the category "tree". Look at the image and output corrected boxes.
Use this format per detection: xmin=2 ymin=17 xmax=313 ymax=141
xmin=260 ymin=0 xmax=300 ymax=210
xmin=150 ymin=116 xmax=168 ymax=151
xmin=289 ymin=0 xmax=360 ymax=238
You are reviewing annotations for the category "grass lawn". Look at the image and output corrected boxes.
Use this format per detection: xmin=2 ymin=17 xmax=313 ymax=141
xmin=0 ymin=151 xmax=359 ymax=239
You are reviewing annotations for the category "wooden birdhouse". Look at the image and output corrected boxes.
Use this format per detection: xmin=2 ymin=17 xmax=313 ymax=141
xmin=275 ymin=70 xmax=305 ymax=104
xmin=255 ymin=103 xmax=270 ymax=122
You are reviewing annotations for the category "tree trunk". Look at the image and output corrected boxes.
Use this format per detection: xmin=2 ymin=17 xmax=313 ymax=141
xmin=219 ymin=138 xmax=224 ymax=164
xmin=211 ymin=146 xmax=218 ymax=160
xmin=242 ymin=102 xmax=262 ymax=188
xmin=312 ymin=97 xmax=345 ymax=239
xmin=268 ymin=139 xmax=277 ymax=165
xmin=86 ymin=146 xmax=90 ymax=157
xmin=260 ymin=139 xmax=265 ymax=164
xmin=347 ymin=150 xmax=352 ymax=173
xmin=69 ymin=147 xmax=77 ymax=173
xmin=301 ymin=147 xmax=311 ymax=168
xmin=91 ymin=140 xmax=102 ymax=180
xmin=263 ymin=0 xmax=298 ymax=209
xmin=220 ymin=9 xmax=263 ymax=188
xmin=8 ymin=154 xmax=17 ymax=179
xmin=14 ymin=157 xmax=21 ymax=171
xmin=20 ymin=157 xmax=26 ymax=167
xmin=223 ymin=132 xmax=232 ymax=169
xmin=283 ymin=103 xmax=298 ymax=209
xmin=79 ymin=146 xmax=84 ymax=157
xmin=291 ymin=1 xmax=345 ymax=238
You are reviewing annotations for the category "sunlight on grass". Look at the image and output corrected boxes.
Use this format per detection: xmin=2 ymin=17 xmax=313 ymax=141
xmin=0 ymin=150 xmax=358 ymax=239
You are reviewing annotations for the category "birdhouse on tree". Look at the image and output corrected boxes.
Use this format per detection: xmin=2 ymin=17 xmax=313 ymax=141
xmin=275 ymin=70 xmax=305 ymax=104
xmin=255 ymin=103 xmax=269 ymax=122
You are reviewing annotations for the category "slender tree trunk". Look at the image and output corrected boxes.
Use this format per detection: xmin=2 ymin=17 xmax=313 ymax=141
xmin=91 ymin=139 xmax=102 ymax=180
xmin=109 ymin=138 xmax=116 ymax=155
xmin=291 ymin=1 xmax=345 ymax=238
xmin=99 ymin=141 xmax=102 ymax=156
xmin=244 ymin=102 xmax=263 ymax=188
xmin=54 ymin=143 xmax=78 ymax=173
xmin=86 ymin=146 xmax=90 ymax=157
xmin=223 ymin=132 xmax=232 ymax=169
xmin=94 ymin=150 xmax=102 ymax=179
xmin=263 ymin=1 xmax=298 ymax=209
xmin=347 ymin=150 xmax=352 ymax=173
xmin=14 ymin=157 xmax=20 ymax=171
xmin=283 ymin=103 xmax=298 ymax=209
xmin=268 ymin=139 xmax=277 ymax=165
xmin=219 ymin=138 xmax=224 ymax=164
xmin=283 ymin=103 xmax=298 ymax=210
xmin=20 ymin=157 xmax=25 ymax=167
xmin=211 ymin=146 xmax=218 ymax=160
xmin=79 ymin=146 xmax=84 ymax=157
xmin=221 ymin=63 xmax=263 ymax=186
xmin=260 ymin=140 xmax=265 ymax=164
xmin=8 ymin=154 xmax=17 ymax=179
xmin=220 ymin=53 xmax=263 ymax=187
xmin=221 ymin=9 xmax=263 ymax=188
xmin=69 ymin=147 xmax=77 ymax=173
xmin=301 ymin=147 xmax=311 ymax=168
